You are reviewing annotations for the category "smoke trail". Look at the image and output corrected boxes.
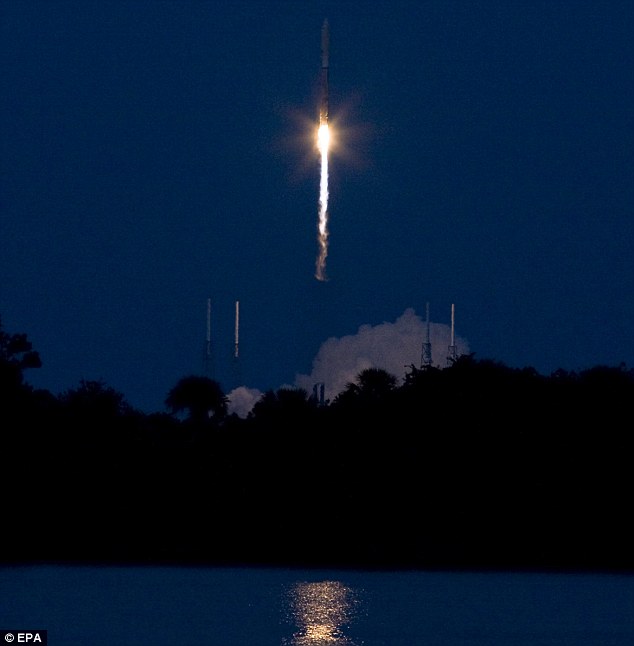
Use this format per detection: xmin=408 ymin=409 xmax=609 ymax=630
xmin=315 ymin=123 xmax=330 ymax=281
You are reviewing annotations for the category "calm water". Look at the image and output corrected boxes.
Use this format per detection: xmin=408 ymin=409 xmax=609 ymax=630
xmin=2 ymin=564 xmax=634 ymax=645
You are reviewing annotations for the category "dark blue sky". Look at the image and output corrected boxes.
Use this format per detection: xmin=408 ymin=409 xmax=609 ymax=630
xmin=2 ymin=1 xmax=632 ymax=414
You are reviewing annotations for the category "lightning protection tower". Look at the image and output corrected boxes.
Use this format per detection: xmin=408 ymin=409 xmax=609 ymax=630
xmin=447 ymin=303 xmax=457 ymax=366
xmin=232 ymin=299 xmax=242 ymax=388
xmin=202 ymin=297 xmax=214 ymax=378
xmin=421 ymin=301 xmax=433 ymax=368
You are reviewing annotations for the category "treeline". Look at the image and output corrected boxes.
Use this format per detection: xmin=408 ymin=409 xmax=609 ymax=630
xmin=2 ymin=317 xmax=634 ymax=572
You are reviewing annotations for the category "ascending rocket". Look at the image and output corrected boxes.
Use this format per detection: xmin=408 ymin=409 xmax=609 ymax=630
xmin=320 ymin=18 xmax=329 ymax=125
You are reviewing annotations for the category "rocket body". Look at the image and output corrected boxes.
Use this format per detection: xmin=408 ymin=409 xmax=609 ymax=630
xmin=320 ymin=19 xmax=329 ymax=125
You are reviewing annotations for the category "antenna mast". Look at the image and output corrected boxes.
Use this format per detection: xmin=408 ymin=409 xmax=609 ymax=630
xmin=447 ymin=303 xmax=457 ymax=366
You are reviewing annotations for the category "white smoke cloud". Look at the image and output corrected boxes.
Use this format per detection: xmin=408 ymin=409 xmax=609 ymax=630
xmin=227 ymin=385 xmax=263 ymax=418
xmin=294 ymin=307 xmax=469 ymax=404
xmin=227 ymin=307 xmax=469 ymax=417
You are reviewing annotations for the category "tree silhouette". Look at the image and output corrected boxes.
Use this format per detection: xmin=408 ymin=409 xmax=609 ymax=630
xmin=248 ymin=387 xmax=321 ymax=438
xmin=332 ymin=367 xmax=398 ymax=410
xmin=57 ymin=378 xmax=141 ymax=452
xmin=0 ymin=317 xmax=53 ymax=438
xmin=251 ymin=387 xmax=313 ymax=418
xmin=354 ymin=367 xmax=398 ymax=397
xmin=59 ymin=378 xmax=134 ymax=419
xmin=0 ymin=315 xmax=42 ymax=396
xmin=165 ymin=375 xmax=228 ymax=424
xmin=5 ymin=314 xmax=634 ymax=570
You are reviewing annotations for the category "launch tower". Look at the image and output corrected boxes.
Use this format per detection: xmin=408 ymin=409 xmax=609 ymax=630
xmin=447 ymin=303 xmax=457 ymax=366
xmin=203 ymin=297 xmax=214 ymax=378
xmin=232 ymin=300 xmax=242 ymax=388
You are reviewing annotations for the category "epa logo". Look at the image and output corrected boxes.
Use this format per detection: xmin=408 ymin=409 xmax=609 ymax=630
xmin=4 ymin=634 xmax=45 ymax=643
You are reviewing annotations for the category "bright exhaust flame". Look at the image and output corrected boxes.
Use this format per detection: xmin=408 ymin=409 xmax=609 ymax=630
xmin=315 ymin=122 xmax=330 ymax=281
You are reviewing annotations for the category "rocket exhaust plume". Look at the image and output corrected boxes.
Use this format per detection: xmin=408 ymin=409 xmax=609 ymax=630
xmin=315 ymin=18 xmax=330 ymax=282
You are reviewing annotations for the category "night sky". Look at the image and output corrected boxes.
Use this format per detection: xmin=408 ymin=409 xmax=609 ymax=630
xmin=2 ymin=1 xmax=632 ymax=415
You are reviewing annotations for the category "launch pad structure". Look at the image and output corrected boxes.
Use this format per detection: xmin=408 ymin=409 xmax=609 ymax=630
xmin=201 ymin=298 xmax=242 ymax=389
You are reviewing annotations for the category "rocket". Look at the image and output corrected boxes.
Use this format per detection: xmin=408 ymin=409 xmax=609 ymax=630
xmin=320 ymin=18 xmax=329 ymax=125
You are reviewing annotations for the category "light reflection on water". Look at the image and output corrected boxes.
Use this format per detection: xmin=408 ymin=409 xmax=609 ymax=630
xmin=282 ymin=580 xmax=363 ymax=646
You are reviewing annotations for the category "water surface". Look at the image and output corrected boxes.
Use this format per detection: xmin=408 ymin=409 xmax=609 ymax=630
xmin=2 ymin=565 xmax=633 ymax=645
